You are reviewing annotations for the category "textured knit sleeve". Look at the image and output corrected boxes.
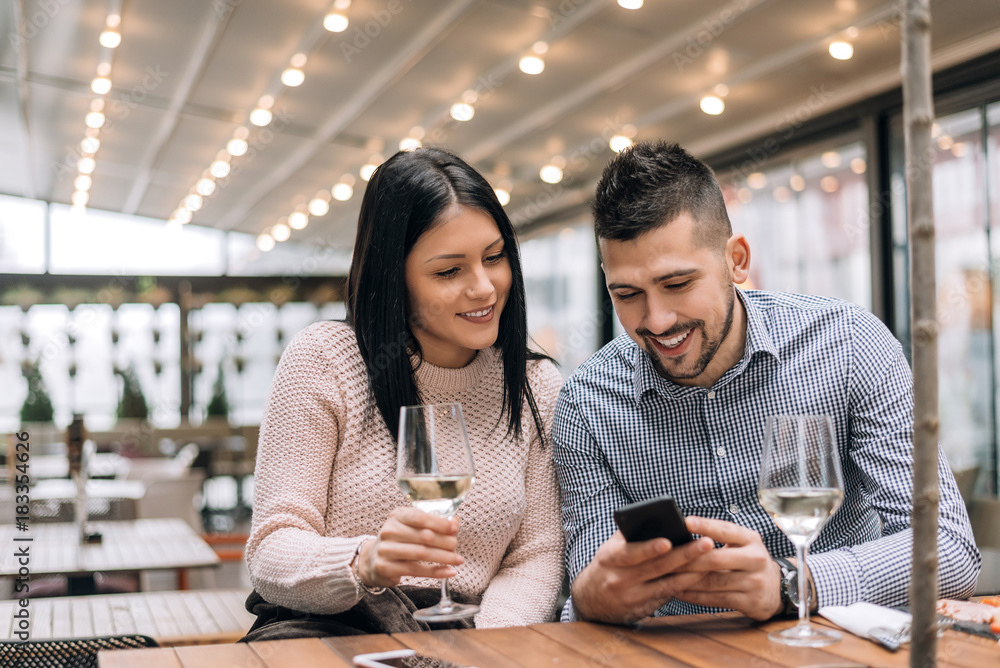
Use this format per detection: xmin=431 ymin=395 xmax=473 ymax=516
xmin=808 ymin=308 xmax=981 ymax=607
xmin=245 ymin=324 xmax=367 ymax=614
xmin=474 ymin=360 xmax=566 ymax=628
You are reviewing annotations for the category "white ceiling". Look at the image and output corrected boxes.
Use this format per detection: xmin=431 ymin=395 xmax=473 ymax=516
xmin=1 ymin=0 xmax=999 ymax=249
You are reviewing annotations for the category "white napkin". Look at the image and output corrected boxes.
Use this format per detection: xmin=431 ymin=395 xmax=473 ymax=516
xmin=819 ymin=602 xmax=912 ymax=650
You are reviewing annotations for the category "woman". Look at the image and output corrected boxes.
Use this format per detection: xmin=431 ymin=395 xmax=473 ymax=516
xmin=242 ymin=147 xmax=564 ymax=639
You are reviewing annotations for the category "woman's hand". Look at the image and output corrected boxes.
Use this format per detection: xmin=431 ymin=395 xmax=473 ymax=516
xmin=356 ymin=507 xmax=464 ymax=589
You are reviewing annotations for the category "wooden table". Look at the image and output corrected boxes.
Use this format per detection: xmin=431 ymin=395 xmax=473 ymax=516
xmin=97 ymin=612 xmax=1000 ymax=667
xmin=0 ymin=518 xmax=219 ymax=594
xmin=0 ymin=589 xmax=255 ymax=647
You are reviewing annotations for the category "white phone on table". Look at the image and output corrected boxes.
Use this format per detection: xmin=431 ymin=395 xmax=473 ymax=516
xmin=352 ymin=649 xmax=473 ymax=668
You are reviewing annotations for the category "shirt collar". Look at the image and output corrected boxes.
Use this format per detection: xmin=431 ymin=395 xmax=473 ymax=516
xmin=629 ymin=287 xmax=780 ymax=403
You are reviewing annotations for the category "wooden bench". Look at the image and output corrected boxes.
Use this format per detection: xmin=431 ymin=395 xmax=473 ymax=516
xmin=0 ymin=588 xmax=254 ymax=647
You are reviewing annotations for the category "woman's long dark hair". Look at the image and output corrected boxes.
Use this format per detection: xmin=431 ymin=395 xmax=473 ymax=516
xmin=345 ymin=147 xmax=548 ymax=442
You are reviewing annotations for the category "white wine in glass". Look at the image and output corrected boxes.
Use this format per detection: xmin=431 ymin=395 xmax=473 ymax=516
xmin=397 ymin=403 xmax=479 ymax=622
xmin=759 ymin=414 xmax=844 ymax=647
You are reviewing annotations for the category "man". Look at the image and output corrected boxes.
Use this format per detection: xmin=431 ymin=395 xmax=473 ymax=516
xmin=553 ymin=141 xmax=981 ymax=624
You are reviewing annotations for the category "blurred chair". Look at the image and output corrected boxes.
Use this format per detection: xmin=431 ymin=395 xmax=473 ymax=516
xmin=0 ymin=634 xmax=158 ymax=668
xmin=134 ymin=471 xmax=207 ymax=591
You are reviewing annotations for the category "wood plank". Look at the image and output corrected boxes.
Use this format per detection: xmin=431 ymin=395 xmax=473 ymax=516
xmin=90 ymin=595 xmax=116 ymax=637
xmin=323 ymin=634 xmax=407 ymax=663
xmin=177 ymin=591 xmax=222 ymax=635
xmin=144 ymin=593 xmax=182 ymax=640
xmin=457 ymin=625 xmax=618 ymax=666
xmin=162 ymin=592 xmax=205 ymax=638
xmin=393 ymin=627 xmax=538 ymax=667
xmin=51 ymin=596 xmax=72 ymax=637
xmin=218 ymin=589 xmax=256 ymax=633
xmin=251 ymin=637 xmax=355 ymax=668
xmin=174 ymin=642 xmax=266 ymax=668
xmin=0 ymin=600 xmax=17 ymax=638
xmin=638 ymin=614 xmax=860 ymax=668
xmin=70 ymin=596 xmax=93 ymax=637
xmin=535 ymin=620 xmax=756 ymax=668
xmin=29 ymin=598 xmax=54 ymax=639
xmin=98 ymin=647 xmax=184 ymax=668
xmin=107 ymin=595 xmax=138 ymax=636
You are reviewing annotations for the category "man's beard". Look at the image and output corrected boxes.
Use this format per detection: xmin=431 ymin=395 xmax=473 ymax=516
xmin=645 ymin=286 xmax=736 ymax=382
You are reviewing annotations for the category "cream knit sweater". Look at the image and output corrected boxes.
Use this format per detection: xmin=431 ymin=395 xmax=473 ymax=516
xmin=246 ymin=321 xmax=565 ymax=628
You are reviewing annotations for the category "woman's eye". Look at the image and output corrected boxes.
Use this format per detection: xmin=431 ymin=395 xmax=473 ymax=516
xmin=435 ymin=268 xmax=459 ymax=278
xmin=485 ymin=251 xmax=505 ymax=264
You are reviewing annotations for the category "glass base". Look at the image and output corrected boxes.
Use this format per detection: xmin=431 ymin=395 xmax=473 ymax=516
xmin=768 ymin=623 xmax=841 ymax=647
xmin=412 ymin=601 xmax=480 ymax=623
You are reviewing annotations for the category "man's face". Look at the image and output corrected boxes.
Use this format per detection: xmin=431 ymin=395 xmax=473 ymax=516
xmin=600 ymin=213 xmax=745 ymax=387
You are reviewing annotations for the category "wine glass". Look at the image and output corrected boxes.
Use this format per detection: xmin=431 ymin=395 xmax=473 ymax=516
xmin=397 ymin=403 xmax=479 ymax=622
xmin=758 ymin=414 xmax=844 ymax=647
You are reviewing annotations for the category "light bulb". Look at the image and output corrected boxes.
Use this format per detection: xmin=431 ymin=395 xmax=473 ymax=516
xmin=332 ymin=183 xmax=354 ymax=201
xmin=324 ymin=13 xmax=349 ymax=32
xmin=249 ymin=108 xmax=273 ymax=127
xmin=226 ymin=138 xmax=248 ymax=157
xmin=74 ymin=174 xmax=92 ymax=191
xmin=399 ymin=137 xmax=421 ymax=151
xmin=271 ymin=222 xmax=291 ymax=242
xmin=196 ymin=178 xmax=216 ymax=196
xmin=81 ymin=136 xmax=101 ymax=154
xmin=99 ymin=29 xmax=121 ymax=48
xmin=78 ymin=157 xmax=96 ymax=174
xmin=91 ymin=77 xmax=112 ymax=95
xmin=85 ymin=111 xmax=106 ymax=128
xmin=173 ymin=208 xmax=193 ymax=224
xmin=609 ymin=135 xmax=633 ymax=153
xmin=519 ymin=55 xmax=545 ymax=75
xmin=850 ymin=157 xmax=867 ymax=174
xmin=288 ymin=211 xmax=309 ymax=230
xmin=184 ymin=194 xmax=204 ymax=211
xmin=281 ymin=67 xmax=305 ymax=87
xmin=540 ymin=165 xmax=563 ymax=184
xmin=789 ymin=174 xmax=806 ymax=192
xmin=360 ymin=163 xmax=377 ymax=181
xmin=494 ymin=188 xmax=510 ymax=206
xmin=71 ymin=190 xmax=89 ymax=206
xmin=700 ymin=95 xmax=725 ymax=115
xmin=308 ymin=198 xmax=330 ymax=216
xmin=821 ymin=151 xmax=842 ymax=168
xmin=257 ymin=234 xmax=276 ymax=252
xmin=210 ymin=160 xmax=231 ymax=178
xmin=829 ymin=41 xmax=854 ymax=60
xmin=747 ymin=172 xmax=767 ymax=189
xmin=618 ymin=0 xmax=643 ymax=8
xmin=450 ymin=102 xmax=475 ymax=122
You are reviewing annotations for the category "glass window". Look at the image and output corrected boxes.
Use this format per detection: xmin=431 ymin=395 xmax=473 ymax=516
xmin=720 ymin=139 xmax=872 ymax=311
xmin=891 ymin=107 xmax=994 ymax=494
xmin=49 ymin=204 xmax=226 ymax=275
xmin=0 ymin=195 xmax=46 ymax=274
xmin=227 ymin=231 xmax=352 ymax=276
xmin=521 ymin=222 xmax=602 ymax=375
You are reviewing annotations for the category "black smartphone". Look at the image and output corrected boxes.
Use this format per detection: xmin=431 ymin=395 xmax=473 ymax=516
xmin=613 ymin=495 xmax=693 ymax=546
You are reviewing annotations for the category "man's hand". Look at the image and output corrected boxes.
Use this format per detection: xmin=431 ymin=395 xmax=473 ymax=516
xmin=671 ymin=516 xmax=784 ymax=620
xmin=358 ymin=507 xmax=464 ymax=588
xmin=570 ymin=530 xmax=714 ymax=624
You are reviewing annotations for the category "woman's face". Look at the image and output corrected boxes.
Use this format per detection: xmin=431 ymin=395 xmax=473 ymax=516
xmin=404 ymin=204 xmax=512 ymax=368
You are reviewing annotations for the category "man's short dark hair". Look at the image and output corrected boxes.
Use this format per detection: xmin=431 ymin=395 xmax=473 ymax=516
xmin=593 ymin=141 xmax=732 ymax=249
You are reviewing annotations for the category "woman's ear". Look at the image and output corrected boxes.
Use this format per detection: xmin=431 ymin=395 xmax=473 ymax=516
xmin=726 ymin=234 xmax=751 ymax=284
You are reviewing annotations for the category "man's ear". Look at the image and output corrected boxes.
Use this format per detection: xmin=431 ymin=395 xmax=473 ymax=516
xmin=726 ymin=234 xmax=751 ymax=284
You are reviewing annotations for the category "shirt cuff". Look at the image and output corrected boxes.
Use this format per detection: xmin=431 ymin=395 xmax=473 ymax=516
xmin=807 ymin=548 xmax=863 ymax=608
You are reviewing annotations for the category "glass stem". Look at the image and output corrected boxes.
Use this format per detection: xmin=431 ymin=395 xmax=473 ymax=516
xmin=795 ymin=543 xmax=810 ymax=628
xmin=439 ymin=577 xmax=454 ymax=611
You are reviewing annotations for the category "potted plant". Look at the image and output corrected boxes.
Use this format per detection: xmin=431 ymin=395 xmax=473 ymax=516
xmin=114 ymin=365 xmax=153 ymax=456
xmin=15 ymin=359 xmax=61 ymax=454
xmin=206 ymin=362 xmax=230 ymax=423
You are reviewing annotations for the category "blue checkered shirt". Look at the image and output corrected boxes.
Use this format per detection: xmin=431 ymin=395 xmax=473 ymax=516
xmin=554 ymin=289 xmax=981 ymax=620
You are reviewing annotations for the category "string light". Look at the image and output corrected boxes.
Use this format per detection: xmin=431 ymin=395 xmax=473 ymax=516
xmin=210 ymin=159 xmax=231 ymax=178
xmin=332 ymin=182 xmax=354 ymax=201
xmin=540 ymin=164 xmax=563 ymax=184
xmin=450 ymin=102 xmax=475 ymax=122
xmin=609 ymin=135 xmax=633 ymax=152
xmin=829 ymin=41 xmax=854 ymax=60
xmin=519 ymin=55 xmax=545 ymax=75
xmin=281 ymin=67 xmax=305 ymax=87
xmin=196 ymin=178 xmax=217 ymax=197
xmin=700 ymin=95 xmax=725 ymax=115
xmin=74 ymin=175 xmax=93 ymax=191
xmin=184 ymin=194 xmax=204 ymax=211
xmin=99 ymin=14 xmax=121 ymax=48
xmin=494 ymin=188 xmax=510 ymax=206
xmin=618 ymin=0 xmax=643 ymax=8
xmin=271 ymin=221 xmax=291 ymax=242
xmin=324 ymin=13 xmax=349 ymax=32
xmin=257 ymin=234 xmax=276 ymax=252
xmin=249 ymin=108 xmax=273 ymax=127
xmin=91 ymin=77 xmax=112 ymax=95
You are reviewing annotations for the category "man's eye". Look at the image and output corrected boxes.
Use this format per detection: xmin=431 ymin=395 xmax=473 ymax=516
xmin=668 ymin=281 xmax=691 ymax=290
xmin=614 ymin=292 xmax=638 ymax=301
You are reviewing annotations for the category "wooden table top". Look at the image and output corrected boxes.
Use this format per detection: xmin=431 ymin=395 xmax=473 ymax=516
xmin=0 ymin=588 xmax=255 ymax=647
xmin=0 ymin=518 xmax=219 ymax=578
xmin=97 ymin=611 xmax=1000 ymax=668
